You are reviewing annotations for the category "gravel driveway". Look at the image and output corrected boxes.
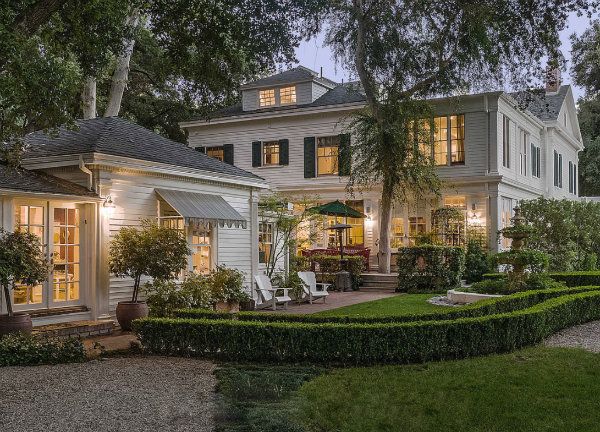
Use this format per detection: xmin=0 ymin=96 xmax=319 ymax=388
xmin=0 ymin=356 xmax=216 ymax=432
xmin=544 ymin=320 xmax=600 ymax=353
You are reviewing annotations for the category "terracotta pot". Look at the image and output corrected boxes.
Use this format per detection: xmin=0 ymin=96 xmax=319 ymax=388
xmin=0 ymin=313 xmax=33 ymax=335
xmin=115 ymin=301 xmax=148 ymax=331
xmin=215 ymin=301 xmax=240 ymax=313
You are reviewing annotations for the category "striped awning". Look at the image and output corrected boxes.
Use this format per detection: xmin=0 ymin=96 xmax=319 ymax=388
xmin=155 ymin=189 xmax=246 ymax=228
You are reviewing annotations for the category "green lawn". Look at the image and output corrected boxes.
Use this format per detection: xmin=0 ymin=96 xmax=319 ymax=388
xmin=297 ymin=347 xmax=600 ymax=432
xmin=313 ymin=293 xmax=448 ymax=317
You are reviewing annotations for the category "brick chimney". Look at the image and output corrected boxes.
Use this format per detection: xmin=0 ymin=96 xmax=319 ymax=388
xmin=545 ymin=66 xmax=561 ymax=94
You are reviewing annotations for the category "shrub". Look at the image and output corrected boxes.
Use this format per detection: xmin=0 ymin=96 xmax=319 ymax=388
xmin=210 ymin=265 xmax=249 ymax=304
xmin=0 ymin=334 xmax=85 ymax=367
xmin=144 ymin=280 xmax=187 ymax=318
xmin=469 ymin=274 xmax=564 ymax=295
xmin=464 ymin=240 xmax=492 ymax=284
xmin=135 ymin=289 xmax=600 ymax=365
xmin=311 ymin=254 xmax=364 ymax=290
xmin=396 ymin=245 xmax=465 ymax=293
xmin=483 ymin=271 xmax=600 ymax=287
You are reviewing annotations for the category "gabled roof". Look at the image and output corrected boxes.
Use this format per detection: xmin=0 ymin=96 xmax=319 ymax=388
xmin=510 ymin=85 xmax=570 ymax=121
xmin=0 ymin=162 xmax=98 ymax=197
xmin=23 ymin=117 xmax=261 ymax=180
xmin=206 ymin=82 xmax=366 ymax=120
xmin=240 ymin=66 xmax=337 ymax=90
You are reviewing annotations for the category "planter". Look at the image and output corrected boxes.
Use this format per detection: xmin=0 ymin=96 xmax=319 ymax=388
xmin=215 ymin=301 xmax=240 ymax=313
xmin=0 ymin=313 xmax=33 ymax=335
xmin=115 ymin=301 xmax=148 ymax=331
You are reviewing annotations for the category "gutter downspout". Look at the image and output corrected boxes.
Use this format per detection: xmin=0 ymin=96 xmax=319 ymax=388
xmin=78 ymin=156 xmax=93 ymax=191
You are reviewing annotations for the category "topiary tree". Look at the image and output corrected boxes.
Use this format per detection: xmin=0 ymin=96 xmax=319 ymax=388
xmin=0 ymin=228 xmax=49 ymax=316
xmin=109 ymin=219 xmax=190 ymax=302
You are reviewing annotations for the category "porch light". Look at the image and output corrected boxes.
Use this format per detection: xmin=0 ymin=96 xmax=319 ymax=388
xmin=468 ymin=212 xmax=482 ymax=226
xmin=102 ymin=195 xmax=115 ymax=217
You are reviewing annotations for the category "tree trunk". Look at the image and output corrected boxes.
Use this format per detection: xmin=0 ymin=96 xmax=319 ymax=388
xmin=132 ymin=275 xmax=141 ymax=303
xmin=378 ymin=179 xmax=394 ymax=274
xmin=81 ymin=76 xmax=97 ymax=119
xmin=104 ymin=10 xmax=140 ymax=118
xmin=3 ymin=283 xmax=13 ymax=316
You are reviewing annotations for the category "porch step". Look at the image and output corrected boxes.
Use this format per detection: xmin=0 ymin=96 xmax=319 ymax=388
xmin=33 ymin=320 xmax=115 ymax=339
xmin=360 ymin=273 xmax=398 ymax=293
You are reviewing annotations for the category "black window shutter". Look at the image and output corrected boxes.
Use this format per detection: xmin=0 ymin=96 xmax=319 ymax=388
xmin=223 ymin=144 xmax=234 ymax=165
xmin=338 ymin=133 xmax=351 ymax=176
xmin=195 ymin=146 xmax=206 ymax=153
xmin=304 ymin=137 xmax=316 ymax=178
xmin=252 ymin=141 xmax=262 ymax=167
xmin=279 ymin=139 xmax=289 ymax=165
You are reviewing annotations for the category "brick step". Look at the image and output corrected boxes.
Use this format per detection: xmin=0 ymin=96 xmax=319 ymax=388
xmin=361 ymin=283 xmax=398 ymax=289
xmin=33 ymin=320 xmax=115 ymax=339
xmin=359 ymin=286 xmax=397 ymax=293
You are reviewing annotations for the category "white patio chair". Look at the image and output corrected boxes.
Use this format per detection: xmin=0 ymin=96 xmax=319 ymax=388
xmin=298 ymin=271 xmax=330 ymax=304
xmin=254 ymin=274 xmax=292 ymax=311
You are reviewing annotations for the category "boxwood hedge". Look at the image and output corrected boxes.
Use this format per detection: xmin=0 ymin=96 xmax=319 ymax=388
xmin=0 ymin=334 xmax=85 ymax=367
xmin=134 ymin=289 xmax=600 ymax=365
xmin=483 ymin=272 xmax=600 ymax=287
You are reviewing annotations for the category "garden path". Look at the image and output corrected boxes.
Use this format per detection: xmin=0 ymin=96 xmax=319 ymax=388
xmin=0 ymin=356 xmax=216 ymax=432
xmin=544 ymin=320 xmax=600 ymax=353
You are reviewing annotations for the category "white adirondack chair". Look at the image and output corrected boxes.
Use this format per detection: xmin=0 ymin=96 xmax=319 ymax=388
xmin=298 ymin=271 xmax=330 ymax=304
xmin=254 ymin=274 xmax=291 ymax=311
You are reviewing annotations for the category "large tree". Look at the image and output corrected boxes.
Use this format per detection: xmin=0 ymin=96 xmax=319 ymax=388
xmin=325 ymin=0 xmax=596 ymax=273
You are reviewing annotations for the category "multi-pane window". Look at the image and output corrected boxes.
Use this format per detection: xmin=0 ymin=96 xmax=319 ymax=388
xmin=391 ymin=217 xmax=405 ymax=248
xmin=444 ymin=196 xmax=467 ymax=209
xmin=191 ymin=229 xmax=211 ymax=274
xmin=317 ymin=136 xmax=340 ymax=176
xmin=259 ymin=222 xmax=273 ymax=264
xmin=574 ymin=164 xmax=578 ymax=195
xmin=206 ymin=146 xmax=224 ymax=161
xmin=433 ymin=115 xmax=465 ymax=166
xmin=259 ymin=89 xmax=276 ymax=107
xmin=346 ymin=200 xmax=364 ymax=246
xmin=519 ymin=129 xmax=529 ymax=176
xmin=501 ymin=198 xmax=514 ymax=249
xmin=531 ymin=143 xmax=541 ymax=178
xmin=408 ymin=216 xmax=426 ymax=246
xmin=554 ymin=150 xmax=563 ymax=188
xmin=280 ymin=86 xmax=297 ymax=104
xmin=14 ymin=205 xmax=46 ymax=306
xmin=52 ymin=208 xmax=80 ymax=302
xmin=503 ymin=116 xmax=511 ymax=168
xmin=263 ymin=141 xmax=280 ymax=165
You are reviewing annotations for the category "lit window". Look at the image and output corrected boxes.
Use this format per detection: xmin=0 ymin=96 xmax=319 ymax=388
xmin=263 ymin=141 xmax=280 ymax=165
xmin=346 ymin=200 xmax=364 ymax=246
xmin=391 ymin=217 xmax=405 ymax=248
xmin=317 ymin=136 xmax=340 ymax=176
xmin=259 ymin=89 xmax=275 ymax=107
xmin=14 ymin=205 xmax=46 ymax=306
xmin=191 ymin=230 xmax=211 ymax=274
xmin=433 ymin=116 xmax=448 ymax=165
xmin=444 ymin=196 xmax=466 ymax=209
xmin=450 ymin=115 xmax=465 ymax=164
xmin=206 ymin=146 xmax=224 ymax=161
xmin=280 ymin=86 xmax=296 ymax=104
xmin=259 ymin=222 xmax=273 ymax=264
xmin=52 ymin=208 xmax=80 ymax=302
xmin=408 ymin=217 xmax=426 ymax=246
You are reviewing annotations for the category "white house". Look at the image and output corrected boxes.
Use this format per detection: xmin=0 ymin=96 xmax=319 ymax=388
xmin=0 ymin=117 xmax=267 ymax=325
xmin=181 ymin=66 xmax=583 ymax=271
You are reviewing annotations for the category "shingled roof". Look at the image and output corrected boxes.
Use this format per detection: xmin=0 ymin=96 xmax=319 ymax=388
xmin=23 ymin=117 xmax=261 ymax=180
xmin=0 ymin=162 xmax=98 ymax=197
xmin=240 ymin=66 xmax=337 ymax=90
xmin=510 ymin=85 xmax=570 ymax=121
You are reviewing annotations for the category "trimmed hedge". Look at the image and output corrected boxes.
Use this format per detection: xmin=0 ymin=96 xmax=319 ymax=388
xmin=0 ymin=334 xmax=85 ymax=367
xmin=397 ymin=245 xmax=465 ymax=293
xmin=483 ymin=272 xmax=600 ymax=287
xmin=135 ymin=288 xmax=600 ymax=365
xmin=174 ymin=285 xmax=600 ymax=324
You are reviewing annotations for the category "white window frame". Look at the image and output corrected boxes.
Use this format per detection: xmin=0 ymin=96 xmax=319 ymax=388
xmin=279 ymin=86 xmax=297 ymax=105
xmin=502 ymin=115 xmax=511 ymax=169
xmin=433 ymin=114 xmax=465 ymax=166
xmin=258 ymin=89 xmax=276 ymax=107
xmin=316 ymin=135 xmax=340 ymax=176
xmin=258 ymin=222 xmax=273 ymax=264
xmin=519 ymin=129 xmax=528 ymax=176
xmin=531 ymin=143 xmax=541 ymax=178
xmin=262 ymin=141 xmax=280 ymax=166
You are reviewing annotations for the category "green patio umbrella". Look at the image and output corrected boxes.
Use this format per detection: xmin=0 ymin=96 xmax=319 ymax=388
xmin=309 ymin=200 xmax=366 ymax=218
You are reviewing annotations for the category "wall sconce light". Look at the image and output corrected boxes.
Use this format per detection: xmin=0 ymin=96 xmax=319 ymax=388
xmin=102 ymin=195 xmax=115 ymax=217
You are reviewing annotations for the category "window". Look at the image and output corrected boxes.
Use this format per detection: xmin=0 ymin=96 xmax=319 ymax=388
xmin=346 ymin=200 xmax=364 ymax=246
xmin=14 ymin=205 xmax=45 ymax=306
xmin=444 ymin=196 xmax=467 ymax=209
xmin=574 ymin=164 xmax=578 ymax=195
xmin=263 ymin=141 xmax=280 ymax=165
xmin=503 ymin=116 xmax=511 ymax=168
xmin=52 ymin=208 xmax=80 ymax=302
xmin=569 ymin=162 xmax=578 ymax=195
xmin=450 ymin=115 xmax=465 ymax=164
xmin=259 ymin=89 xmax=275 ymax=107
xmin=391 ymin=217 xmax=405 ymax=248
xmin=501 ymin=198 xmax=514 ymax=249
xmin=554 ymin=150 xmax=563 ymax=188
xmin=259 ymin=222 xmax=273 ymax=264
xmin=205 ymin=146 xmax=224 ymax=161
xmin=519 ymin=129 xmax=529 ymax=176
xmin=280 ymin=86 xmax=296 ymax=104
xmin=317 ymin=136 xmax=340 ymax=176
xmin=531 ymin=143 xmax=541 ymax=178
xmin=191 ymin=229 xmax=211 ymax=274
xmin=433 ymin=116 xmax=448 ymax=165
xmin=408 ymin=216 xmax=426 ymax=246
xmin=432 ymin=115 xmax=464 ymax=166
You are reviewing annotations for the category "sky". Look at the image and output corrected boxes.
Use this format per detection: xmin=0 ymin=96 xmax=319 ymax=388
xmin=294 ymin=12 xmax=596 ymax=101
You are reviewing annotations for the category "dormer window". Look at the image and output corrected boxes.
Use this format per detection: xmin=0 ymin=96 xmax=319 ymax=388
xmin=280 ymin=86 xmax=296 ymax=104
xmin=259 ymin=89 xmax=276 ymax=107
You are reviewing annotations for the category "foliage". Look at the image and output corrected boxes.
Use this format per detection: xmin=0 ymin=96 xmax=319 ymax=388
xmin=0 ymin=333 xmax=85 ymax=367
xmin=494 ymin=250 xmax=549 ymax=273
xmin=297 ymin=347 xmax=600 ymax=432
xmin=210 ymin=265 xmax=249 ymax=304
xmin=469 ymin=274 xmax=564 ymax=295
xmin=259 ymin=194 xmax=323 ymax=278
xmin=484 ymin=271 xmax=600 ymax=288
xmin=0 ymin=228 xmax=49 ymax=316
xmin=271 ymin=271 xmax=305 ymax=302
xmin=464 ymin=240 xmax=492 ymax=284
xmin=413 ymin=231 xmax=443 ymax=246
xmin=519 ymin=198 xmax=600 ymax=271
xmin=498 ymin=224 xmax=536 ymax=239
xmin=135 ymin=287 xmax=600 ymax=365
xmin=109 ymin=219 xmax=189 ymax=302
xmin=396 ymin=245 xmax=465 ymax=293
xmin=144 ymin=280 xmax=188 ymax=318
xmin=310 ymin=254 xmax=364 ymax=290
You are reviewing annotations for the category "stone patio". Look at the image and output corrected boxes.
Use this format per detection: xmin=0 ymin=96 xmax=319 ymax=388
xmin=265 ymin=290 xmax=398 ymax=314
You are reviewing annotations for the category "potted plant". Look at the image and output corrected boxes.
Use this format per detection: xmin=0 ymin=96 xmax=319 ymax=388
xmin=0 ymin=228 xmax=49 ymax=335
xmin=210 ymin=266 xmax=248 ymax=313
xmin=109 ymin=220 xmax=189 ymax=330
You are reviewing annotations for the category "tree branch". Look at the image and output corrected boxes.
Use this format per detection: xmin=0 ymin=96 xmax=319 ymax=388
xmin=352 ymin=0 xmax=380 ymax=118
xmin=13 ymin=0 xmax=69 ymax=37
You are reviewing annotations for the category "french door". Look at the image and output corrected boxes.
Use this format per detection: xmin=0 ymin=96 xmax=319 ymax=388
xmin=13 ymin=201 xmax=83 ymax=311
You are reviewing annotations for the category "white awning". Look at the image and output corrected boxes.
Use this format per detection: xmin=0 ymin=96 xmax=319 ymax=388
xmin=155 ymin=188 xmax=247 ymax=228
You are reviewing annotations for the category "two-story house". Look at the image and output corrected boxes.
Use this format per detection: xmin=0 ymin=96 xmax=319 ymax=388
xmin=181 ymin=66 xmax=583 ymax=271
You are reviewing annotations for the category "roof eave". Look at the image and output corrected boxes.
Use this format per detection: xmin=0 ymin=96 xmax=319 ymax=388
xmin=0 ymin=188 xmax=101 ymax=201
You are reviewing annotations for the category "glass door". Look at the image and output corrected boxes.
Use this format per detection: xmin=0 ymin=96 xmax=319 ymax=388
xmin=50 ymin=207 xmax=81 ymax=306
